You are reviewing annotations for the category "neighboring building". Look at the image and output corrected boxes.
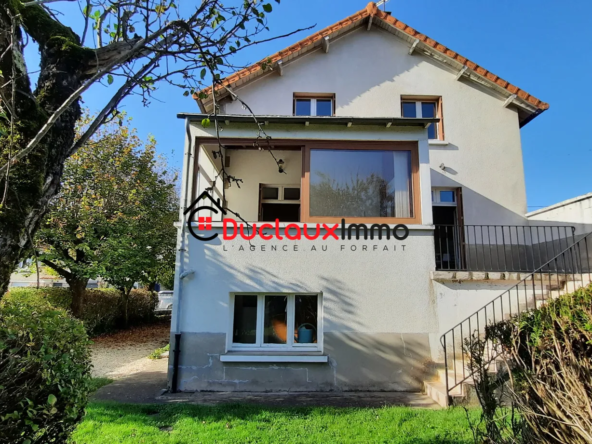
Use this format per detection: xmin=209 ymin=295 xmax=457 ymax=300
xmin=9 ymin=261 xmax=102 ymax=289
xmin=527 ymin=192 xmax=592 ymax=237
xmin=168 ymin=3 xmax=587 ymax=405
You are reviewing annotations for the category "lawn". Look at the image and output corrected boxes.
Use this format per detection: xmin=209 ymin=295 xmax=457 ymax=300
xmin=72 ymin=402 xmax=478 ymax=443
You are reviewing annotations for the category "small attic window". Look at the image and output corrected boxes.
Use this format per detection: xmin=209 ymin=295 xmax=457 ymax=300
xmin=293 ymin=93 xmax=335 ymax=117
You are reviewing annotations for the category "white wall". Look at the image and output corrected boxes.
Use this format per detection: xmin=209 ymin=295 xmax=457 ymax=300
xmin=224 ymin=27 xmax=528 ymax=225
xmin=528 ymin=193 xmax=592 ymax=236
xmin=177 ymin=226 xmax=437 ymax=336
xmin=225 ymin=149 xmax=302 ymax=222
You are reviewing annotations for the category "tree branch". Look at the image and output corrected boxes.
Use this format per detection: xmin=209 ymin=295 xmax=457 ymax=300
xmin=40 ymin=258 xmax=72 ymax=280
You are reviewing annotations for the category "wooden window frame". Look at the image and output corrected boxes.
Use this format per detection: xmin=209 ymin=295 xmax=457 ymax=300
xmin=401 ymin=96 xmax=444 ymax=141
xmin=192 ymin=138 xmax=422 ymax=225
xmin=227 ymin=292 xmax=323 ymax=353
xmin=293 ymin=93 xmax=336 ymax=116
xmin=302 ymin=140 xmax=422 ymax=225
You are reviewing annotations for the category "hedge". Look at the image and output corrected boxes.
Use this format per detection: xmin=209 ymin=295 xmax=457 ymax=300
xmin=4 ymin=288 xmax=158 ymax=336
xmin=0 ymin=297 xmax=92 ymax=443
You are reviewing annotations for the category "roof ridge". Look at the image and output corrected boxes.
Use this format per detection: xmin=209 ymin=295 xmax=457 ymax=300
xmin=197 ymin=2 xmax=548 ymax=111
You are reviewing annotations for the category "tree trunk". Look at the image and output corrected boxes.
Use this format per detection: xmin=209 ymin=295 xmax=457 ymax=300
xmin=0 ymin=4 xmax=92 ymax=298
xmin=122 ymin=288 xmax=132 ymax=328
xmin=65 ymin=276 xmax=89 ymax=318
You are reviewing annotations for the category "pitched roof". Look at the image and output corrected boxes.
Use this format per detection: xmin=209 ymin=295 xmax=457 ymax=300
xmin=196 ymin=2 xmax=548 ymax=122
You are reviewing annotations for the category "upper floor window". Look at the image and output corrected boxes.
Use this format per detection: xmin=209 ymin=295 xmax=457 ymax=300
xmin=293 ymin=94 xmax=334 ymax=116
xmin=401 ymin=97 xmax=443 ymax=140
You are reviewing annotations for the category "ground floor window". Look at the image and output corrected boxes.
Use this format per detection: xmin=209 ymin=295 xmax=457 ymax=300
xmin=229 ymin=293 xmax=322 ymax=352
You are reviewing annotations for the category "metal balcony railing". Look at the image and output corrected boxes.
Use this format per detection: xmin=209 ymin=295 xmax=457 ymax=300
xmin=434 ymin=224 xmax=576 ymax=272
xmin=440 ymin=232 xmax=592 ymax=404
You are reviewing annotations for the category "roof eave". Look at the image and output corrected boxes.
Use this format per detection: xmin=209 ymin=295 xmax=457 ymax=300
xmin=194 ymin=2 xmax=548 ymax=124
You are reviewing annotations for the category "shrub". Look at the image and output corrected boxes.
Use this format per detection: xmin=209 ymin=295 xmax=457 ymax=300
xmin=4 ymin=288 xmax=158 ymax=336
xmin=0 ymin=298 xmax=92 ymax=443
xmin=123 ymin=289 xmax=158 ymax=327
xmin=467 ymin=284 xmax=592 ymax=443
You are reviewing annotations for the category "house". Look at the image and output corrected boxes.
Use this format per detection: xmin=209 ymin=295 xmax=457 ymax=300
xmin=168 ymin=3 xmax=587 ymax=406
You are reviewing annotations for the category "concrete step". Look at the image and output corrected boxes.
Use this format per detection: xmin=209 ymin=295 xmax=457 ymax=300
xmin=424 ymin=380 xmax=465 ymax=408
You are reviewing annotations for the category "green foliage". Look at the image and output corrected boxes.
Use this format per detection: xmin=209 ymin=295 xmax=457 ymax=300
xmin=4 ymin=287 xmax=158 ymax=336
xmin=468 ymin=284 xmax=592 ymax=443
xmin=36 ymin=113 xmax=178 ymax=306
xmin=148 ymin=343 xmax=169 ymax=360
xmin=0 ymin=297 xmax=92 ymax=443
xmin=89 ymin=378 xmax=113 ymax=393
xmin=73 ymin=402 xmax=480 ymax=444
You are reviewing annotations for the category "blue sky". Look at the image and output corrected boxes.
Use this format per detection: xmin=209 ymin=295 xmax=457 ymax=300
xmin=31 ymin=0 xmax=592 ymax=210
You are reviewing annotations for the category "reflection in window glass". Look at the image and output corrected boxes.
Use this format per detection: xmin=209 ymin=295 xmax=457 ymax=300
xmin=402 ymin=102 xmax=416 ymax=118
xmin=233 ymin=295 xmax=257 ymax=344
xmin=309 ymin=149 xmax=413 ymax=218
xmin=316 ymin=99 xmax=332 ymax=116
xmin=295 ymin=99 xmax=312 ymax=116
xmin=264 ymin=296 xmax=287 ymax=344
xmin=283 ymin=188 xmax=301 ymax=200
xmin=295 ymin=295 xmax=318 ymax=344
xmin=439 ymin=190 xmax=455 ymax=203
xmin=421 ymin=102 xmax=438 ymax=139
xmin=261 ymin=187 xmax=279 ymax=200
xmin=421 ymin=102 xmax=436 ymax=118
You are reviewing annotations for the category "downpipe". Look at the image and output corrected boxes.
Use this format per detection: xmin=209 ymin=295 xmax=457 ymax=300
xmin=171 ymin=333 xmax=182 ymax=393
xmin=171 ymin=118 xmax=194 ymax=393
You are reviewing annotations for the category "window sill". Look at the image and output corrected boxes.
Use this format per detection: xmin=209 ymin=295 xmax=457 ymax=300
xmin=428 ymin=140 xmax=449 ymax=146
xmin=220 ymin=353 xmax=328 ymax=363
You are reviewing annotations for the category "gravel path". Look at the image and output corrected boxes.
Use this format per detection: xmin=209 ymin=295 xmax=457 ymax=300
xmin=91 ymin=321 xmax=170 ymax=379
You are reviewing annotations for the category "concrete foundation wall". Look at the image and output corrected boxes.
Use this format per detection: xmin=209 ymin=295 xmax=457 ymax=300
xmin=170 ymin=331 xmax=431 ymax=392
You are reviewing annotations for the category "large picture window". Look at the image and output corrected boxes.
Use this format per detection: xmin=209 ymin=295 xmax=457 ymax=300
xmin=302 ymin=143 xmax=420 ymax=223
xmin=309 ymin=149 xmax=412 ymax=218
xmin=229 ymin=293 xmax=322 ymax=352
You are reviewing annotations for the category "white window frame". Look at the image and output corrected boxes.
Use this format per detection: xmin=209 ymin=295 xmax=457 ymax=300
xmin=294 ymin=97 xmax=334 ymax=116
xmin=432 ymin=187 xmax=457 ymax=207
xmin=227 ymin=292 xmax=323 ymax=353
xmin=260 ymin=184 xmax=301 ymax=204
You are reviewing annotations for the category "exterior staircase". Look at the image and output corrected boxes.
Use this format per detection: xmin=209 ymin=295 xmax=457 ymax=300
xmin=425 ymin=233 xmax=592 ymax=407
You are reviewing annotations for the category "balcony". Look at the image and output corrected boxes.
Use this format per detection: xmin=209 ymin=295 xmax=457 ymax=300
xmin=434 ymin=224 xmax=576 ymax=272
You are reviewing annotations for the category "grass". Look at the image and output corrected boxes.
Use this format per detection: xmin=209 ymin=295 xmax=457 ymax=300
xmin=148 ymin=343 xmax=170 ymax=360
xmin=89 ymin=377 xmax=114 ymax=393
xmin=72 ymin=402 xmax=478 ymax=443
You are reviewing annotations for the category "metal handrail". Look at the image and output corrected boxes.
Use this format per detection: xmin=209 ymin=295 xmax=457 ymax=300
xmin=440 ymin=231 xmax=592 ymax=403
xmin=434 ymin=224 xmax=576 ymax=272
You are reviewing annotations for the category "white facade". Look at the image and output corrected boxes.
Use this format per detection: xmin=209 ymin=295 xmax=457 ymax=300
xmin=224 ymin=27 xmax=528 ymax=225
xmin=169 ymin=14 xmax=559 ymax=394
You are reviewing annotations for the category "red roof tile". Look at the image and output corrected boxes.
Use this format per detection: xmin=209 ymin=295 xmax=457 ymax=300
xmin=197 ymin=2 xmax=548 ymax=111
